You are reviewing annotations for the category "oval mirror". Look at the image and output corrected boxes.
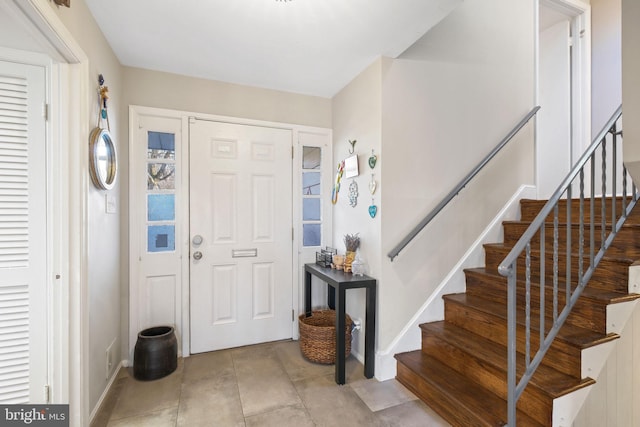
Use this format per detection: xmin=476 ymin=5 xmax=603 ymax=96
xmin=89 ymin=127 xmax=117 ymax=190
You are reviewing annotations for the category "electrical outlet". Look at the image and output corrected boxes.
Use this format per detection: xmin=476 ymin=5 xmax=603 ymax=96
xmin=105 ymin=338 xmax=116 ymax=379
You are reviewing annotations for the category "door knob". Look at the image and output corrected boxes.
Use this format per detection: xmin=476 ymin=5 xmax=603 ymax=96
xmin=192 ymin=251 xmax=203 ymax=260
xmin=192 ymin=235 xmax=203 ymax=246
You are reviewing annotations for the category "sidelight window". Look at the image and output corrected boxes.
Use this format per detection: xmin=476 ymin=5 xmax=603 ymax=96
xmin=147 ymin=131 xmax=176 ymax=252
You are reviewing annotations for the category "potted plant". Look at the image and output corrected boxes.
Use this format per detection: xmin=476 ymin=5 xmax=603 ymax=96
xmin=343 ymin=233 xmax=360 ymax=273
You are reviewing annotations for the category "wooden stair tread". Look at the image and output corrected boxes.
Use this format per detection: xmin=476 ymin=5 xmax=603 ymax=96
xmin=464 ymin=267 xmax=639 ymax=305
xmin=443 ymin=293 xmax=618 ymax=349
xmin=395 ymin=350 xmax=545 ymax=427
xmin=483 ymin=242 xmax=636 ymax=265
xmin=420 ymin=321 xmax=594 ymax=398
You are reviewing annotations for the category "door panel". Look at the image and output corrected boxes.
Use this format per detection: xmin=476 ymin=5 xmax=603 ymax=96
xmin=190 ymin=120 xmax=293 ymax=353
xmin=538 ymin=19 xmax=572 ymax=198
xmin=0 ymin=61 xmax=47 ymax=403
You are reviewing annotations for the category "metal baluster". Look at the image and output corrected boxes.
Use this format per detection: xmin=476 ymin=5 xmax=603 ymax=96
xmin=579 ymin=170 xmax=585 ymax=286
xmin=566 ymin=186 xmax=572 ymax=301
xmin=601 ymin=142 xmax=607 ymax=249
xmin=612 ymin=123 xmax=617 ymax=229
xmin=540 ymin=222 xmax=545 ymax=342
xmin=553 ymin=204 xmax=559 ymax=323
xmin=591 ymin=154 xmax=596 ymax=266
xmin=525 ymin=243 xmax=531 ymax=367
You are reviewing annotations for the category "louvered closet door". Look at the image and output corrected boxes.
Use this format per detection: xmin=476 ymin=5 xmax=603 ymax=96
xmin=0 ymin=61 xmax=47 ymax=403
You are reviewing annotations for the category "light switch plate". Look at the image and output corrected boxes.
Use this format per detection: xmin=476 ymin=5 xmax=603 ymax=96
xmin=106 ymin=194 xmax=117 ymax=214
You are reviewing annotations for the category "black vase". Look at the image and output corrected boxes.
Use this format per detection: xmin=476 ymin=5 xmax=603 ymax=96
xmin=133 ymin=326 xmax=177 ymax=381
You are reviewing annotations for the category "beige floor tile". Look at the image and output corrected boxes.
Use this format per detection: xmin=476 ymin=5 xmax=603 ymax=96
xmin=350 ymin=378 xmax=417 ymax=412
xmin=233 ymin=343 xmax=302 ymax=417
xmin=294 ymin=374 xmax=387 ymax=427
xmin=91 ymin=375 xmax=128 ymax=427
xmin=176 ymin=372 xmax=244 ymax=427
xmin=183 ymin=349 xmax=235 ymax=383
xmin=109 ymin=366 xmax=183 ymax=421
xmin=245 ymin=404 xmax=314 ymax=427
xmin=376 ymin=400 xmax=451 ymax=427
xmin=106 ymin=407 xmax=178 ymax=427
xmin=274 ymin=340 xmax=335 ymax=381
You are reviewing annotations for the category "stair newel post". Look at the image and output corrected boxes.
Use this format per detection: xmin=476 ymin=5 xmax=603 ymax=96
xmin=506 ymin=264 xmax=517 ymax=427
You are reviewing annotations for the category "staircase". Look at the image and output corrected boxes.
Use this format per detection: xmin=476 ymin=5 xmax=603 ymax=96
xmin=395 ymin=197 xmax=640 ymax=426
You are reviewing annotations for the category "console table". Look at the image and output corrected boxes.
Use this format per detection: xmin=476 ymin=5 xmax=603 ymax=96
xmin=303 ymin=263 xmax=377 ymax=385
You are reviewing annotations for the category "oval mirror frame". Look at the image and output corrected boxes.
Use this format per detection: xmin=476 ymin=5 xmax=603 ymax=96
xmin=89 ymin=127 xmax=117 ymax=190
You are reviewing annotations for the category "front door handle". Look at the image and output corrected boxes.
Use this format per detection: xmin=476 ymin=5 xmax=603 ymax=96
xmin=192 ymin=251 xmax=203 ymax=260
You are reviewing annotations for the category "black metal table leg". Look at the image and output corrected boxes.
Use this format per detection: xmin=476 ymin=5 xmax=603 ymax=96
xmin=335 ymin=286 xmax=346 ymax=385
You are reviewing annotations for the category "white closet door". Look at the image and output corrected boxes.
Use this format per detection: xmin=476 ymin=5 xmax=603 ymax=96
xmin=0 ymin=61 xmax=47 ymax=403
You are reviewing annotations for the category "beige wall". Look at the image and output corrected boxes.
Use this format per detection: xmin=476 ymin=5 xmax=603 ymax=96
xmin=622 ymin=0 xmax=640 ymax=183
xmin=378 ymin=0 xmax=536 ymax=351
xmin=48 ymin=0 xmax=334 ymax=417
xmin=47 ymin=0 xmax=125 ymax=415
xmin=591 ymin=0 xmax=621 ymax=135
xmin=123 ymin=67 xmax=331 ymax=128
xmin=331 ymin=59 xmax=383 ymax=358
xmin=330 ymin=0 xmax=536 ymax=359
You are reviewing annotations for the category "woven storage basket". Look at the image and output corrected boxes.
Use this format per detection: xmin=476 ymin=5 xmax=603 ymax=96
xmin=298 ymin=309 xmax=352 ymax=364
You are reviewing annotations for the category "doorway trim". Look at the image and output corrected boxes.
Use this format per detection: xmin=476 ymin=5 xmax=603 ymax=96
xmin=536 ymin=0 xmax=591 ymax=193
xmin=8 ymin=0 xmax=91 ymax=424
xmin=128 ymin=105 xmax=332 ymax=358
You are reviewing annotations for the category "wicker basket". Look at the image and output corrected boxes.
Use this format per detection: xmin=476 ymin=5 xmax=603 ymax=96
xmin=298 ymin=310 xmax=352 ymax=364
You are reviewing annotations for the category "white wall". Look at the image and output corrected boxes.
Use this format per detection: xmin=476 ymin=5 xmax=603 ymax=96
xmin=572 ymin=302 xmax=640 ymax=426
xmin=331 ymin=59 xmax=383 ymax=360
xmin=377 ymin=0 xmax=536 ymax=351
xmin=591 ymin=0 xmax=621 ymax=135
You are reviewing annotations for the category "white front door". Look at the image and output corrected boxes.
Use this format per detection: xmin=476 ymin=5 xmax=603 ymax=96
xmin=0 ymin=60 xmax=48 ymax=402
xmin=189 ymin=120 xmax=293 ymax=353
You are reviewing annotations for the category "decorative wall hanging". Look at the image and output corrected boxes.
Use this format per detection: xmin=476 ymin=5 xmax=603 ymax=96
xmin=348 ymin=180 xmax=359 ymax=207
xmin=368 ymin=149 xmax=378 ymax=169
xmin=331 ymin=161 xmax=344 ymax=204
xmin=344 ymin=154 xmax=359 ymax=178
xmin=369 ymin=199 xmax=378 ymax=218
xmin=369 ymin=174 xmax=377 ymax=195
xmin=89 ymin=74 xmax=117 ymax=190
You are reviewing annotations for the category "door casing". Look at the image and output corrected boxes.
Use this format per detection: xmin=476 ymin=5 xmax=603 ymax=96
xmin=129 ymin=106 xmax=332 ymax=358
xmin=536 ymin=0 xmax=591 ymax=196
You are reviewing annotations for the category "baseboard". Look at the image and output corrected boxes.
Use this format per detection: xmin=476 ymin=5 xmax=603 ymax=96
xmin=88 ymin=360 xmax=125 ymax=424
xmin=374 ymin=185 xmax=537 ymax=381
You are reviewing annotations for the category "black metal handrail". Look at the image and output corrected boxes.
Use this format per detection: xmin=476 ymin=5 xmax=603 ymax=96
xmin=387 ymin=106 xmax=540 ymax=261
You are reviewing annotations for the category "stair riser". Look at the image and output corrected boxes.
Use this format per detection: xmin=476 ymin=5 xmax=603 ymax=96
xmin=444 ymin=299 xmax=582 ymax=378
xmin=396 ymin=362 xmax=495 ymax=427
xmin=503 ymin=223 xmax=640 ymax=259
xmin=465 ymin=273 xmax=608 ymax=334
xmin=421 ymin=334 xmax=552 ymax=425
xmin=484 ymin=245 xmax=630 ymax=293
xmin=519 ymin=198 xmax=636 ymax=224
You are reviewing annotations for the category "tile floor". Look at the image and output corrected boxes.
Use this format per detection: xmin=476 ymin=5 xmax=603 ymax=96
xmin=91 ymin=340 xmax=451 ymax=427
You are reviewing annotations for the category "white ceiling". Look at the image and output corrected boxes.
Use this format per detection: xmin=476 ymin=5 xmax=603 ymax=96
xmin=84 ymin=0 xmax=461 ymax=98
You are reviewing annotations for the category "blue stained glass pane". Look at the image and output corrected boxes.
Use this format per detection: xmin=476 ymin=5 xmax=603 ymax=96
xmin=303 ymin=224 xmax=321 ymax=247
xmin=148 ymin=194 xmax=175 ymax=221
xmin=148 ymin=225 xmax=175 ymax=252
xmin=303 ymin=198 xmax=321 ymax=221
xmin=303 ymin=172 xmax=320 ymax=195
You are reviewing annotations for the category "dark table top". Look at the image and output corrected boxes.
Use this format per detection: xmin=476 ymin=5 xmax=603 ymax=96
xmin=304 ymin=263 xmax=376 ymax=288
